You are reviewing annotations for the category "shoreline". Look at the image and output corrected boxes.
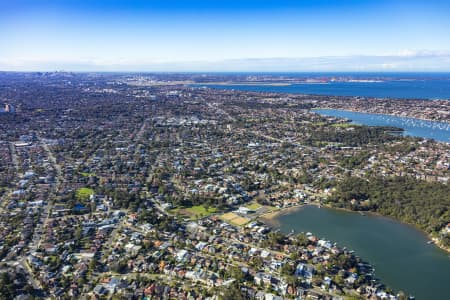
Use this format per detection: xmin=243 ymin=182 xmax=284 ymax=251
xmin=325 ymin=204 xmax=450 ymax=254
xmin=312 ymin=107 xmax=450 ymax=125
xmin=190 ymin=82 xmax=292 ymax=86
xmin=190 ymin=84 xmax=450 ymax=124
xmin=257 ymin=203 xmax=450 ymax=254
xmin=258 ymin=203 xmax=308 ymax=218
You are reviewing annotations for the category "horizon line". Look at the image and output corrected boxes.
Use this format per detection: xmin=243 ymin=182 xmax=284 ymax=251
xmin=2 ymin=70 xmax=450 ymax=73
xmin=2 ymin=53 xmax=450 ymax=72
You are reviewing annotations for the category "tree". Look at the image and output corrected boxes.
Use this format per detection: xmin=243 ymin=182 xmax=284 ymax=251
xmin=89 ymin=256 xmax=98 ymax=274
xmin=250 ymin=256 xmax=264 ymax=269
xmin=219 ymin=282 xmax=245 ymax=300
xmin=294 ymin=233 xmax=309 ymax=247
xmin=227 ymin=266 xmax=245 ymax=282
xmin=281 ymin=263 xmax=295 ymax=276
xmin=285 ymin=275 xmax=298 ymax=286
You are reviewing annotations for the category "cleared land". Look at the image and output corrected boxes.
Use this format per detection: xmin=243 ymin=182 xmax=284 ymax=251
xmin=79 ymin=172 xmax=96 ymax=177
xmin=173 ymin=205 xmax=217 ymax=220
xmin=246 ymin=203 xmax=262 ymax=210
xmin=331 ymin=123 xmax=361 ymax=128
xmin=220 ymin=212 xmax=250 ymax=226
xmin=75 ymin=187 xmax=94 ymax=201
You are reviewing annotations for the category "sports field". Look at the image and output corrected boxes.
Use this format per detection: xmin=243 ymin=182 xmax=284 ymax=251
xmin=220 ymin=212 xmax=250 ymax=226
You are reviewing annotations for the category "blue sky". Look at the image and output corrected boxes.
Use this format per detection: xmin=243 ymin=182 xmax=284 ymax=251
xmin=1 ymin=0 xmax=450 ymax=71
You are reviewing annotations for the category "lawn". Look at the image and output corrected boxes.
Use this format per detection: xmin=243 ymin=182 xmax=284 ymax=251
xmin=79 ymin=172 xmax=96 ymax=177
xmin=220 ymin=212 xmax=250 ymax=226
xmin=76 ymin=187 xmax=94 ymax=201
xmin=246 ymin=203 xmax=262 ymax=210
xmin=175 ymin=205 xmax=217 ymax=220
xmin=331 ymin=123 xmax=361 ymax=128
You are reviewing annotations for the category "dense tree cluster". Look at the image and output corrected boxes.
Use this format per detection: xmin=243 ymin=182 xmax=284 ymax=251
xmin=306 ymin=126 xmax=402 ymax=146
xmin=0 ymin=270 xmax=34 ymax=299
xmin=328 ymin=176 xmax=450 ymax=234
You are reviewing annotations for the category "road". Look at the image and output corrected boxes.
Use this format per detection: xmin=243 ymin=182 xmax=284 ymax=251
xmin=9 ymin=142 xmax=19 ymax=171
xmin=28 ymin=137 xmax=63 ymax=252
xmin=4 ymin=258 xmax=43 ymax=291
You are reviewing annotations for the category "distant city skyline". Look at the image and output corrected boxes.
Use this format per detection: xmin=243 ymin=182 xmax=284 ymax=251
xmin=1 ymin=0 xmax=450 ymax=71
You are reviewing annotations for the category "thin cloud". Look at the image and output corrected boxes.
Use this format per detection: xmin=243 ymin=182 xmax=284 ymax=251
xmin=1 ymin=53 xmax=450 ymax=72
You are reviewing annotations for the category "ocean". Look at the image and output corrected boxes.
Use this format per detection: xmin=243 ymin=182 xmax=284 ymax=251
xmin=191 ymin=72 xmax=450 ymax=99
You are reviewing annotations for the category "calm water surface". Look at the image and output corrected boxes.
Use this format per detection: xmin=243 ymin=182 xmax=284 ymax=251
xmin=195 ymin=80 xmax=450 ymax=99
xmin=273 ymin=205 xmax=450 ymax=299
xmin=314 ymin=109 xmax=450 ymax=143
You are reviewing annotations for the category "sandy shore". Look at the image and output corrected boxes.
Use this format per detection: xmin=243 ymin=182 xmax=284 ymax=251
xmin=257 ymin=204 xmax=307 ymax=227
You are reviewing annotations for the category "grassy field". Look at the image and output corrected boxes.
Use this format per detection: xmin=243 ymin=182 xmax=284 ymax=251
xmin=246 ymin=203 xmax=262 ymax=210
xmin=76 ymin=187 xmax=94 ymax=201
xmin=331 ymin=123 xmax=361 ymax=128
xmin=173 ymin=205 xmax=217 ymax=220
xmin=220 ymin=212 xmax=250 ymax=226
xmin=79 ymin=172 xmax=96 ymax=177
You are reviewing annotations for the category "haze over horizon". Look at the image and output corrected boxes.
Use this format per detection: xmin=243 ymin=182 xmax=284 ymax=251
xmin=1 ymin=0 xmax=450 ymax=72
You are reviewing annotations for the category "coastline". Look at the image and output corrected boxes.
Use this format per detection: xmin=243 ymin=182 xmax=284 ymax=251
xmin=190 ymin=84 xmax=450 ymax=124
xmin=258 ymin=205 xmax=304 ymax=226
xmin=323 ymin=204 xmax=450 ymax=254
xmin=311 ymin=107 xmax=450 ymax=125
xmin=258 ymin=202 xmax=450 ymax=254
xmin=190 ymin=82 xmax=292 ymax=86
